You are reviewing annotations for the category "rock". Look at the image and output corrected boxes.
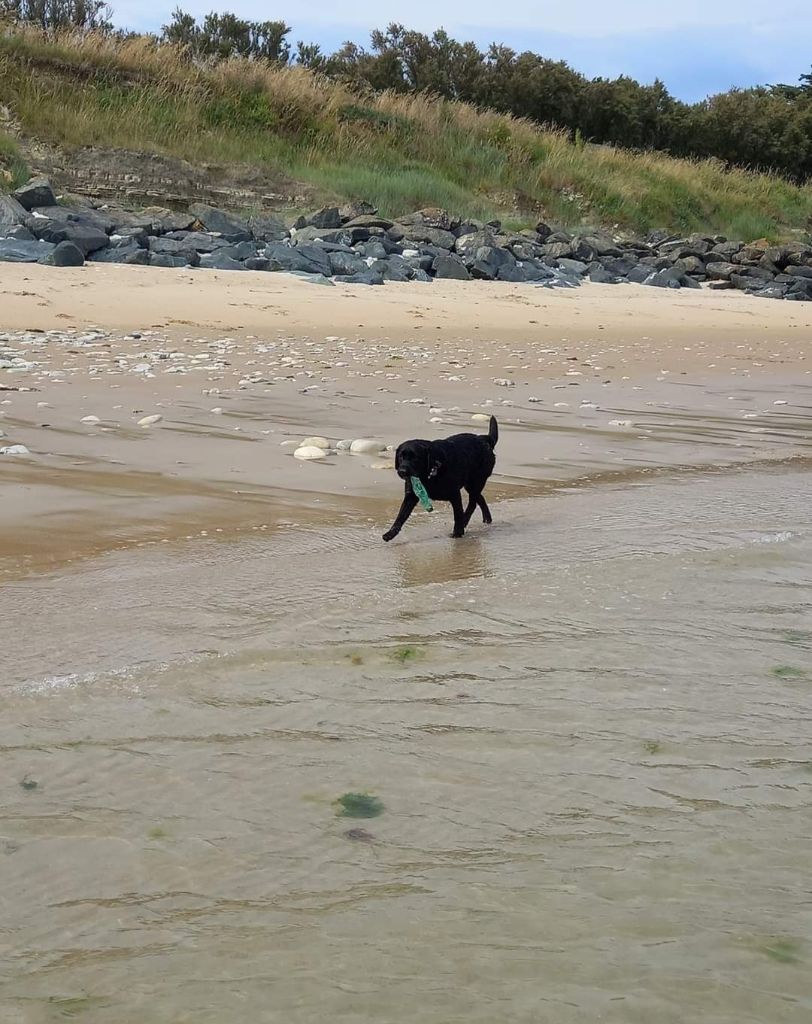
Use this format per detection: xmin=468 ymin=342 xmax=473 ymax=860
xmin=370 ymin=256 xmax=413 ymax=282
xmin=0 ymin=444 xmax=30 ymax=455
xmin=80 ymin=415 xmax=101 ymax=424
xmin=541 ymin=241 xmax=573 ymax=261
xmin=432 ymin=254 xmax=471 ymax=280
xmin=343 ymin=214 xmax=394 ymax=231
xmin=328 ymin=250 xmax=367 ymax=276
xmin=336 ymin=439 xmax=353 ymax=450
xmin=339 ymin=200 xmax=378 ymax=222
xmin=266 ymin=241 xmax=331 ymax=277
xmin=644 ymin=268 xmax=683 ymax=289
xmin=400 ymin=224 xmax=456 ymax=250
xmin=293 ymin=445 xmax=327 ymax=460
xmin=300 ymin=436 xmax=331 ymax=449
xmin=705 ymin=261 xmax=737 ymax=280
xmin=468 ymin=245 xmax=514 ymax=280
xmin=140 ymin=207 xmax=196 ymax=234
xmin=111 ymin=228 xmax=150 ymax=248
xmin=471 ymin=413 xmax=490 ymax=422
xmin=535 ymin=221 xmax=553 ymax=241
xmin=248 ymin=212 xmax=287 ymax=241
xmin=137 ymin=414 xmax=163 ymax=427
xmin=32 ymin=218 xmax=109 ymax=255
xmin=333 ymin=270 xmax=385 ymax=285
xmin=0 ymin=194 xmax=27 ymax=232
xmin=38 ymin=240 xmax=85 ymax=267
xmin=588 ymin=267 xmax=620 ymax=284
xmin=4 ymin=224 xmax=35 ymax=241
xmin=13 ymin=176 xmax=57 ymax=211
xmin=557 ymin=258 xmax=589 ymax=277
xmin=752 ymin=284 xmax=787 ymax=300
xmin=244 ymin=256 xmax=270 ymax=271
xmin=91 ymin=247 xmax=150 ymax=266
xmin=149 ymin=237 xmax=190 ymax=257
xmin=198 ymin=253 xmax=246 ymax=271
xmin=306 ymin=206 xmax=343 ymax=229
xmin=350 ymin=439 xmax=384 ymax=454
xmin=150 ymin=253 xmax=188 ymax=269
xmin=0 ymin=238 xmax=55 ymax=262
xmin=454 ymin=229 xmax=496 ymax=257
xmin=787 ymin=265 xmax=812 ymax=279
xmin=218 ymin=240 xmax=259 ymax=261
xmin=188 ymin=203 xmax=249 ymax=237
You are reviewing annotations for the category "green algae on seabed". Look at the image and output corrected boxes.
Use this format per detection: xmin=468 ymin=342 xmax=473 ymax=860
xmin=410 ymin=476 xmax=433 ymax=511
xmin=642 ymin=740 xmax=662 ymax=755
xmin=392 ymin=645 xmax=420 ymax=664
xmin=19 ymin=775 xmax=38 ymax=791
xmin=147 ymin=826 xmax=168 ymax=839
xmin=760 ymin=938 xmax=804 ymax=964
xmin=335 ymin=793 xmax=384 ymax=818
xmin=772 ymin=665 xmax=807 ymax=679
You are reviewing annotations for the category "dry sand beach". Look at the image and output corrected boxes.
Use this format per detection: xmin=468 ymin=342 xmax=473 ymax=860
xmin=2 ymin=265 xmax=812 ymax=1023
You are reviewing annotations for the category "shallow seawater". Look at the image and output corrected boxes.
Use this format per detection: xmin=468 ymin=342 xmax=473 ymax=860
xmin=2 ymin=464 xmax=812 ymax=1023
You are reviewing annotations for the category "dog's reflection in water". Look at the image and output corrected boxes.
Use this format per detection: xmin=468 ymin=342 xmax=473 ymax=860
xmin=394 ymin=534 xmax=490 ymax=589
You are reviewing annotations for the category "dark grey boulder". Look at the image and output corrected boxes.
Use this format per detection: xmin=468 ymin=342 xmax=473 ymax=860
xmin=0 ymin=238 xmax=55 ymax=262
xmin=292 ymin=225 xmax=350 ymax=245
xmin=4 ymin=224 xmax=35 ymax=241
xmin=112 ymin=227 xmax=150 ymax=248
xmin=244 ymin=257 xmax=271 ymax=271
xmin=218 ymin=240 xmax=259 ymax=261
xmin=90 ymin=244 xmax=149 ymax=265
xmin=32 ymin=218 xmax=109 ymax=255
xmin=470 ymin=246 xmax=516 ymax=280
xmin=432 ymin=254 xmax=471 ymax=280
xmin=249 ymin=212 xmax=288 ymax=242
xmin=588 ymin=267 xmax=621 ymax=284
xmin=644 ymin=268 xmax=683 ymax=289
xmin=328 ymin=251 xmax=367 ymax=276
xmin=357 ymin=239 xmax=388 ymax=260
xmin=752 ymin=284 xmax=787 ymax=300
xmin=705 ymin=262 xmax=738 ymax=280
xmin=342 ymin=214 xmax=394 ymax=231
xmin=556 ymin=258 xmax=589 ymax=277
xmin=32 ymin=204 xmax=114 ymax=233
xmin=369 ymin=257 xmax=413 ymax=282
xmin=333 ymin=269 xmax=385 ymax=285
xmin=13 ymin=177 xmax=57 ymax=211
xmin=302 ymin=206 xmax=342 ymax=230
xmin=400 ymin=225 xmax=456 ymax=250
xmin=198 ymin=252 xmax=247 ymax=271
xmin=265 ymin=242 xmax=330 ymax=276
xmin=0 ymin=194 xmax=28 ymax=232
xmin=164 ymin=231 xmax=227 ymax=253
xmin=149 ymin=237 xmax=190 ymax=256
xmin=141 ymin=207 xmax=196 ymax=234
xmin=40 ymin=240 xmax=85 ymax=267
xmin=411 ymin=269 xmax=434 ymax=283
xmin=787 ymin=265 xmax=812 ymax=279
xmin=454 ymin=229 xmax=496 ymax=258
xmin=535 ymin=222 xmax=553 ymax=242
xmin=189 ymin=203 xmax=249 ymax=237
xmin=150 ymin=253 xmax=188 ymax=269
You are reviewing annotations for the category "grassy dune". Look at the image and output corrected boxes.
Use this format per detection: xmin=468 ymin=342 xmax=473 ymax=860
xmin=1 ymin=25 xmax=811 ymax=239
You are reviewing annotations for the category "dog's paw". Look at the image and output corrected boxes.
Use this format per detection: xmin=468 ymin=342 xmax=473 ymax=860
xmin=382 ymin=530 xmax=396 ymax=542
xmin=451 ymin=530 xmax=465 ymax=539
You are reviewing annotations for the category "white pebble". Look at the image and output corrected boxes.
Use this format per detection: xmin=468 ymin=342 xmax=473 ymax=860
xmin=350 ymin=438 xmax=384 ymax=454
xmin=137 ymin=414 xmax=163 ymax=427
xmin=81 ymin=415 xmax=101 ymax=424
xmin=1 ymin=444 xmax=30 ymax=455
xmin=300 ymin=436 xmax=331 ymax=449
xmin=336 ymin=439 xmax=353 ymax=450
xmin=471 ymin=413 xmax=490 ymax=422
xmin=293 ymin=446 xmax=327 ymax=460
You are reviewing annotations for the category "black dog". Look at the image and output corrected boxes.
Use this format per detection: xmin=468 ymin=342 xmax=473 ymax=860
xmin=383 ymin=416 xmax=498 ymax=542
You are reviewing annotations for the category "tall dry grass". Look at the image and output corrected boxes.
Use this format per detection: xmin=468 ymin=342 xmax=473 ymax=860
xmin=1 ymin=23 xmax=810 ymax=237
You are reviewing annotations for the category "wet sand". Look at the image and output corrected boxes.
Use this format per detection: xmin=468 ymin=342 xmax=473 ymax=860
xmin=1 ymin=263 xmax=810 ymax=575
xmin=2 ymin=266 xmax=812 ymax=1024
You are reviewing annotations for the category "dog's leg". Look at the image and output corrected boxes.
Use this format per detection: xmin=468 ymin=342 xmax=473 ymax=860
xmin=450 ymin=491 xmax=466 ymax=538
xmin=477 ymin=494 xmax=493 ymax=524
xmin=382 ymin=491 xmax=418 ymax=542
xmin=462 ymin=491 xmax=479 ymax=527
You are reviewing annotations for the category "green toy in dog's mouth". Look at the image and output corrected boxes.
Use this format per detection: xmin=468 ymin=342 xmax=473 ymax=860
xmin=411 ymin=476 xmax=433 ymax=511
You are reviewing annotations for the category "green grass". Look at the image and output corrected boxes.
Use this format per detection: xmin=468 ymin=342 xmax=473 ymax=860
xmin=1 ymin=26 xmax=811 ymax=238
xmin=0 ymin=131 xmax=29 ymax=191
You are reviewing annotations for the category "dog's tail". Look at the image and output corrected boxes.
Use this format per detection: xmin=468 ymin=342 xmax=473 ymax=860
xmin=486 ymin=415 xmax=499 ymax=448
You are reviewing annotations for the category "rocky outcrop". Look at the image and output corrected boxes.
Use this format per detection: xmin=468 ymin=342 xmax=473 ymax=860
xmin=1 ymin=177 xmax=810 ymax=301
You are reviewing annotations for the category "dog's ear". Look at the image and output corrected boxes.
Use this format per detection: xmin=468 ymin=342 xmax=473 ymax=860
xmin=428 ymin=456 xmax=443 ymax=478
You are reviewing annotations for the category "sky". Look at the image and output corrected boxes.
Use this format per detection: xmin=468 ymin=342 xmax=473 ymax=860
xmin=112 ymin=0 xmax=812 ymax=102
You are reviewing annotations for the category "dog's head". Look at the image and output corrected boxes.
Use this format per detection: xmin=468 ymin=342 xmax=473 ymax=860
xmin=394 ymin=440 xmax=442 ymax=482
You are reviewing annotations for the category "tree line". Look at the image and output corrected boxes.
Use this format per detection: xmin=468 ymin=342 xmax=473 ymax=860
xmin=3 ymin=1 xmax=811 ymax=182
